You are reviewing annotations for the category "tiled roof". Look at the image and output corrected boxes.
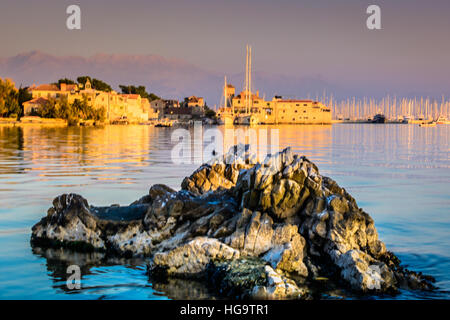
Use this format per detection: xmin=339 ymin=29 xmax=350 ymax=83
xmin=33 ymin=84 xmax=59 ymax=91
xmin=24 ymin=97 xmax=49 ymax=104
xmin=120 ymin=94 xmax=140 ymax=99
xmin=62 ymin=84 xmax=78 ymax=91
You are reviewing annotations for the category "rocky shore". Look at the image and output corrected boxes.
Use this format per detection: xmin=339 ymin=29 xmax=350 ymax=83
xmin=31 ymin=144 xmax=435 ymax=299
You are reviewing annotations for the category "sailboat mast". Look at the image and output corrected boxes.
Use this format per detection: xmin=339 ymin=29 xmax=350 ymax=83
xmin=245 ymin=45 xmax=249 ymax=114
xmin=224 ymin=75 xmax=227 ymax=109
xmin=249 ymin=45 xmax=252 ymax=114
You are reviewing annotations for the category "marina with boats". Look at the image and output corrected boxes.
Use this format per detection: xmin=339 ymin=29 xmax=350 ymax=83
xmin=217 ymin=45 xmax=332 ymax=126
xmin=215 ymin=46 xmax=449 ymax=128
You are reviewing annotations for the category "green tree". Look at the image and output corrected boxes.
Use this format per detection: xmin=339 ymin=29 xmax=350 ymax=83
xmin=119 ymin=84 xmax=160 ymax=101
xmin=77 ymin=76 xmax=92 ymax=86
xmin=204 ymin=105 xmax=216 ymax=119
xmin=92 ymin=78 xmax=112 ymax=92
xmin=38 ymin=97 xmax=58 ymax=118
xmin=55 ymin=78 xmax=76 ymax=85
xmin=33 ymin=94 xmax=105 ymax=124
xmin=18 ymin=87 xmax=32 ymax=117
xmin=0 ymin=78 xmax=20 ymax=118
xmin=77 ymin=76 xmax=112 ymax=92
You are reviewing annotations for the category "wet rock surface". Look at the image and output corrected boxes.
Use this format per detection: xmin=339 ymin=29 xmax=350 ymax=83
xmin=31 ymin=144 xmax=436 ymax=299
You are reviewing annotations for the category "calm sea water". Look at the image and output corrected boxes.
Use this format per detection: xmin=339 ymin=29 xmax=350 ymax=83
xmin=0 ymin=124 xmax=448 ymax=300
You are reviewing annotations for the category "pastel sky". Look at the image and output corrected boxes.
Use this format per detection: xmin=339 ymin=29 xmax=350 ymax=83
xmin=1 ymin=0 xmax=449 ymax=97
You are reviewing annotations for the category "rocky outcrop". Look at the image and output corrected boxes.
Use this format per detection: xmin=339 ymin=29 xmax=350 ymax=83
xmin=181 ymin=144 xmax=256 ymax=195
xmin=207 ymin=258 xmax=310 ymax=299
xmin=31 ymin=144 xmax=436 ymax=299
xmin=152 ymin=237 xmax=240 ymax=278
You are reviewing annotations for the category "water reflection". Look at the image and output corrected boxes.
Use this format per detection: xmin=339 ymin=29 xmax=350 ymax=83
xmin=0 ymin=123 xmax=448 ymax=299
xmin=31 ymin=246 xmax=218 ymax=300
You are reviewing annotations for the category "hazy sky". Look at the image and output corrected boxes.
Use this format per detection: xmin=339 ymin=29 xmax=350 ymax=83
xmin=1 ymin=0 xmax=449 ymax=96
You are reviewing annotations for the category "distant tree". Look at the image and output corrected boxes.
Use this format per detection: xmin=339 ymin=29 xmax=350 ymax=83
xmin=18 ymin=87 xmax=32 ymax=117
xmin=0 ymin=78 xmax=20 ymax=118
xmin=92 ymin=78 xmax=112 ymax=92
xmin=204 ymin=105 xmax=216 ymax=119
xmin=38 ymin=97 xmax=58 ymax=118
xmin=77 ymin=76 xmax=112 ymax=92
xmin=148 ymin=93 xmax=160 ymax=101
xmin=119 ymin=85 xmax=132 ymax=94
xmin=34 ymin=94 xmax=104 ymax=124
xmin=119 ymin=84 xmax=160 ymax=101
xmin=77 ymin=76 xmax=92 ymax=86
xmin=56 ymin=78 xmax=76 ymax=85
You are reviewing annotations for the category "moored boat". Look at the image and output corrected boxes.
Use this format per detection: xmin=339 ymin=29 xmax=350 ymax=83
xmin=419 ymin=121 xmax=436 ymax=127
xmin=370 ymin=114 xmax=386 ymax=123
xmin=436 ymin=116 xmax=450 ymax=124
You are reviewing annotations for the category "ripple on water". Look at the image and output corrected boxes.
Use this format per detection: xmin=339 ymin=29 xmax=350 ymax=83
xmin=0 ymin=124 xmax=448 ymax=299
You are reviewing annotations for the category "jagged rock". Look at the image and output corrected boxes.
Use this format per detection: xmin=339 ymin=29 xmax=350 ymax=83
xmin=262 ymin=225 xmax=308 ymax=276
xmin=31 ymin=194 xmax=106 ymax=251
xmin=151 ymin=237 xmax=240 ymax=277
xmin=206 ymin=257 xmax=268 ymax=298
xmin=31 ymin=144 xmax=436 ymax=299
xmin=333 ymin=249 xmax=395 ymax=291
xmin=31 ymin=194 xmax=155 ymax=256
xmin=181 ymin=144 xmax=256 ymax=195
xmin=251 ymin=266 xmax=309 ymax=300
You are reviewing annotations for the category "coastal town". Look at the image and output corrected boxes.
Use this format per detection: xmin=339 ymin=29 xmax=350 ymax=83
xmin=0 ymin=47 xmax=334 ymax=126
xmin=0 ymin=76 xmax=209 ymax=126
xmin=0 ymin=75 xmax=332 ymax=126
xmin=1 ymin=47 xmax=449 ymax=127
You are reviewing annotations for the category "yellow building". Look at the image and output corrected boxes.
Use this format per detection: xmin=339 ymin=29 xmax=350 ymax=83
xmin=186 ymin=96 xmax=205 ymax=108
xmin=262 ymin=98 xmax=331 ymax=124
xmin=23 ymin=97 xmax=49 ymax=115
xmin=218 ymin=83 xmax=332 ymax=124
xmin=28 ymin=80 xmax=152 ymax=123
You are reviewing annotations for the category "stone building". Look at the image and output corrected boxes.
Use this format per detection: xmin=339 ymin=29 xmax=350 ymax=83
xmin=23 ymin=97 xmax=49 ymax=115
xmin=185 ymin=96 xmax=205 ymax=108
xmin=218 ymin=83 xmax=331 ymax=124
xmin=27 ymin=80 xmax=150 ymax=123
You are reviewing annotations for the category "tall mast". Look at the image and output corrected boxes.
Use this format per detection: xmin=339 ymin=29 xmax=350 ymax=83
xmin=245 ymin=45 xmax=249 ymax=114
xmin=224 ymin=75 xmax=227 ymax=109
xmin=249 ymin=45 xmax=252 ymax=114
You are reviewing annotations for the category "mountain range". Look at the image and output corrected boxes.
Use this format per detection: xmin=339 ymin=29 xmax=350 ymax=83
xmin=2 ymin=51 xmax=436 ymax=106
xmin=0 ymin=51 xmax=347 ymax=106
